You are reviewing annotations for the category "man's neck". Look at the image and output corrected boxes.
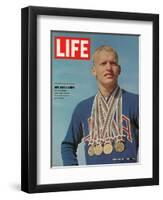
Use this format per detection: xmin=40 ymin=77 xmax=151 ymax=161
xmin=98 ymin=83 xmax=118 ymax=97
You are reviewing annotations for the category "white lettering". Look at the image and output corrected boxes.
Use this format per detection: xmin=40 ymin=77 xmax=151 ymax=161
xmin=71 ymin=40 xmax=79 ymax=57
xmin=81 ymin=40 xmax=88 ymax=58
xmin=56 ymin=39 xmax=64 ymax=57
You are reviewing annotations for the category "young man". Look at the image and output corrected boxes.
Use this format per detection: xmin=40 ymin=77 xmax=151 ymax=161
xmin=61 ymin=45 xmax=139 ymax=166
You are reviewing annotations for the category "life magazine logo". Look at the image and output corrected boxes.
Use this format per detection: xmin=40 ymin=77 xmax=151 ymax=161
xmin=54 ymin=36 xmax=90 ymax=60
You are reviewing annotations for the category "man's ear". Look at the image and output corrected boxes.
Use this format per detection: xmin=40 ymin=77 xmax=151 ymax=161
xmin=118 ymin=65 xmax=121 ymax=75
xmin=91 ymin=66 xmax=96 ymax=76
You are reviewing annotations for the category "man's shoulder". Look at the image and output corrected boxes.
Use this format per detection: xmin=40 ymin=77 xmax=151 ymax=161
xmin=122 ymin=89 xmax=139 ymax=103
xmin=122 ymin=89 xmax=138 ymax=97
xmin=76 ymin=96 xmax=95 ymax=109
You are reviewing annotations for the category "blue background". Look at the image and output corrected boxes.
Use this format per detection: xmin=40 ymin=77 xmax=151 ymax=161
xmin=51 ymin=31 xmax=139 ymax=166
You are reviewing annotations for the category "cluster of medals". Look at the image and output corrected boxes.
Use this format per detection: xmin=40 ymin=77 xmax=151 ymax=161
xmin=87 ymin=86 xmax=125 ymax=156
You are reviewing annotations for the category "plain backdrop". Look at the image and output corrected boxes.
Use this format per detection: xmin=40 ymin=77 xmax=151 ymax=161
xmin=0 ymin=0 xmax=161 ymax=199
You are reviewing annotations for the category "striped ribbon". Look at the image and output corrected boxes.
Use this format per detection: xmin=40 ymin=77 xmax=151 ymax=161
xmin=88 ymin=86 xmax=124 ymax=145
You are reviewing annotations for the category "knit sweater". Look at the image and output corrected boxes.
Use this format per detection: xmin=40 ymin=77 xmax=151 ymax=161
xmin=61 ymin=89 xmax=139 ymax=166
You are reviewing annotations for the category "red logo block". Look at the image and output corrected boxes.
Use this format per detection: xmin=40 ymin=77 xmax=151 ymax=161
xmin=54 ymin=37 xmax=90 ymax=60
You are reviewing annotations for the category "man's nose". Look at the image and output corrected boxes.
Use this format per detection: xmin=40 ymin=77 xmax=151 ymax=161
xmin=105 ymin=62 xmax=112 ymax=69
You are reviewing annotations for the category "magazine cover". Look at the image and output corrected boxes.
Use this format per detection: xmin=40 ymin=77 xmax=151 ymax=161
xmin=51 ymin=31 xmax=139 ymax=167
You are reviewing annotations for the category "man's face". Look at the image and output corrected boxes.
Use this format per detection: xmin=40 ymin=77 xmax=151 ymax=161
xmin=92 ymin=50 xmax=120 ymax=88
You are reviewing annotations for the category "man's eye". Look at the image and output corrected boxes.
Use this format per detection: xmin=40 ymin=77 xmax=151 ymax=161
xmin=99 ymin=61 xmax=117 ymax=66
xmin=110 ymin=61 xmax=117 ymax=65
xmin=100 ymin=61 xmax=107 ymax=65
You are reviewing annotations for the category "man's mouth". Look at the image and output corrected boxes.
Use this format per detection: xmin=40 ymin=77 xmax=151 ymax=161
xmin=104 ymin=72 xmax=114 ymax=78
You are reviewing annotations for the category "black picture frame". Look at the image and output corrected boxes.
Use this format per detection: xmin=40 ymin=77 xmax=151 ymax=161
xmin=21 ymin=6 xmax=159 ymax=193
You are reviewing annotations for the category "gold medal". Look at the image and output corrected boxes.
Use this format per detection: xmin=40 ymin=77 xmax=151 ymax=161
xmin=94 ymin=144 xmax=103 ymax=155
xmin=103 ymin=143 xmax=113 ymax=154
xmin=88 ymin=145 xmax=94 ymax=156
xmin=114 ymin=141 xmax=125 ymax=152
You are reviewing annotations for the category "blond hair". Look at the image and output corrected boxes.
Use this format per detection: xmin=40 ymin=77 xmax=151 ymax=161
xmin=92 ymin=45 xmax=119 ymax=65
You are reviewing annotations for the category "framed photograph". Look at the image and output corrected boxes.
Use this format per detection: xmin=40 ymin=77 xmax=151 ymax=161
xmin=21 ymin=6 xmax=159 ymax=193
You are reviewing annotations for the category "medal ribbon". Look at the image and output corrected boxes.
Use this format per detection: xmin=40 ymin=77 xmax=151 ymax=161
xmin=89 ymin=86 xmax=123 ymax=145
